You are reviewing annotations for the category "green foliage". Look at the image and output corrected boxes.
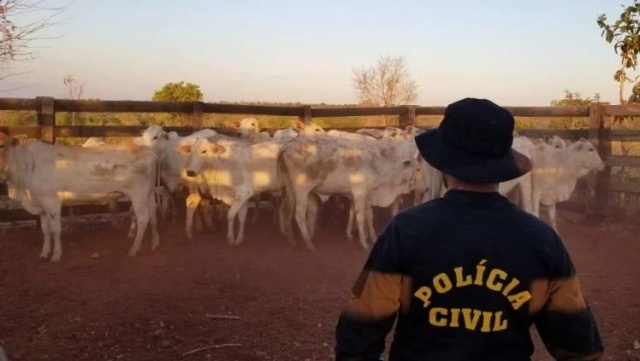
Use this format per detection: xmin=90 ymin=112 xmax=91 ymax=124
xmin=597 ymin=2 xmax=640 ymax=70
xmin=597 ymin=1 xmax=640 ymax=103
xmin=548 ymin=89 xmax=598 ymax=129
xmin=152 ymin=81 xmax=203 ymax=102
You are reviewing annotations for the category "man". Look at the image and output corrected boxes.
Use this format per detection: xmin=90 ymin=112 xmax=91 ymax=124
xmin=334 ymin=98 xmax=604 ymax=361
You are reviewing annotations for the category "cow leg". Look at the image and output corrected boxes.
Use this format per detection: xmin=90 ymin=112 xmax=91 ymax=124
xmin=39 ymin=214 xmax=52 ymax=260
xmin=531 ymin=189 xmax=542 ymax=218
xmin=185 ymin=192 xmax=203 ymax=239
xmin=250 ymin=194 xmax=261 ymax=224
xmin=226 ymin=194 xmax=251 ymax=245
xmin=518 ymin=175 xmax=533 ymax=215
xmin=307 ymin=194 xmax=319 ymax=240
xmin=413 ymin=190 xmax=423 ymax=206
xmin=278 ymin=188 xmax=296 ymax=245
xmin=158 ymin=187 xmax=171 ymax=223
xmin=293 ymin=190 xmax=315 ymax=251
xmin=199 ymin=198 xmax=216 ymax=232
xmin=127 ymin=206 xmax=137 ymax=238
xmin=352 ymin=193 xmax=369 ymax=250
xmin=147 ymin=192 xmax=160 ymax=252
xmin=346 ymin=201 xmax=355 ymax=242
xmin=366 ymin=203 xmax=376 ymax=244
xmin=272 ymin=195 xmax=281 ymax=225
xmin=233 ymin=202 xmax=249 ymax=245
xmin=127 ymin=194 xmax=151 ymax=258
xmin=49 ymin=211 xmax=63 ymax=263
xmin=108 ymin=199 xmax=119 ymax=229
xmin=548 ymin=203 xmax=560 ymax=236
xmin=169 ymin=191 xmax=177 ymax=224
xmin=391 ymin=198 xmax=401 ymax=216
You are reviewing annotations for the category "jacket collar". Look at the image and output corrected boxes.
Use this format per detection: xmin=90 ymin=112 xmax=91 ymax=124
xmin=442 ymin=189 xmax=513 ymax=208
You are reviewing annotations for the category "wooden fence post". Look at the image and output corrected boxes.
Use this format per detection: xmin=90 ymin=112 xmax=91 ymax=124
xmin=192 ymin=101 xmax=204 ymax=130
xmin=399 ymin=105 xmax=417 ymax=128
xmin=300 ymin=105 xmax=312 ymax=123
xmin=586 ymin=102 xmax=609 ymax=221
xmin=36 ymin=96 xmax=55 ymax=143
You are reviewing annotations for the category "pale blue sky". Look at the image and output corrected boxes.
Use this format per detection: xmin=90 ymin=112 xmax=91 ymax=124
xmin=0 ymin=0 xmax=632 ymax=106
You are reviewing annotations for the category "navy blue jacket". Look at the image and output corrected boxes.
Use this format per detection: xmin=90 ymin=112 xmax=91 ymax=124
xmin=334 ymin=190 xmax=603 ymax=361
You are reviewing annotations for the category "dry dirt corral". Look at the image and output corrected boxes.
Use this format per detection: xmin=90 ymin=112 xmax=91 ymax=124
xmin=0 ymin=210 xmax=639 ymax=361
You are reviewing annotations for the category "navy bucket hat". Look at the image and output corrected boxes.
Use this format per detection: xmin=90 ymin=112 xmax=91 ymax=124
xmin=414 ymin=97 xmax=532 ymax=183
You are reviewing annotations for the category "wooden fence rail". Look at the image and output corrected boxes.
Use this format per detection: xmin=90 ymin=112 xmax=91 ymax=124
xmin=1 ymin=97 xmax=639 ymax=223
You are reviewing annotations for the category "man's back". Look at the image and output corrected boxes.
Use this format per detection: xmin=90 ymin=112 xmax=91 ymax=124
xmin=334 ymin=190 xmax=603 ymax=361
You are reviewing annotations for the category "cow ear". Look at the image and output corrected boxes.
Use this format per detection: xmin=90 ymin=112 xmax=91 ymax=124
xmin=575 ymin=142 xmax=584 ymax=150
xmin=292 ymin=120 xmax=304 ymax=131
xmin=210 ymin=144 xmax=226 ymax=155
xmin=404 ymin=126 xmax=416 ymax=136
xmin=232 ymin=121 xmax=241 ymax=129
xmin=176 ymin=144 xmax=191 ymax=153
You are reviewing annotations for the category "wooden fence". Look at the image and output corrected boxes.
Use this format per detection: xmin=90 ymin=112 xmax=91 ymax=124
xmin=1 ymin=97 xmax=639 ymax=223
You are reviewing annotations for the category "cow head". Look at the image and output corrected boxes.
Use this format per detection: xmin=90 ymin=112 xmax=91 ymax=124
xmin=292 ymin=120 xmax=325 ymax=136
xmin=182 ymin=138 xmax=226 ymax=178
xmin=567 ymin=138 xmax=606 ymax=176
xmin=234 ymin=118 xmax=262 ymax=137
xmin=0 ymin=132 xmax=20 ymax=178
xmin=138 ymin=125 xmax=168 ymax=151
xmin=545 ymin=135 xmax=567 ymax=150
xmin=404 ymin=125 xmax=425 ymax=137
xmin=377 ymin=137 xmax=420 ymax=193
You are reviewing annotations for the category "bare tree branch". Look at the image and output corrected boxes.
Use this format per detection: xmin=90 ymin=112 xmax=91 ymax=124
xmin=0 ymin=0 xmax=72 ymax=79
xmin=352 ymin=54 xmax=418 ymax=106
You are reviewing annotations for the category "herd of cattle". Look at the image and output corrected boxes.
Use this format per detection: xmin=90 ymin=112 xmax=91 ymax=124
xmin=0 ymin=117 xmax=606 ymax=262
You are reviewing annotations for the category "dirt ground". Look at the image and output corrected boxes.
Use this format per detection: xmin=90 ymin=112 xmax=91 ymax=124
xmin=0 ymin=209 xmax=639 ymax=361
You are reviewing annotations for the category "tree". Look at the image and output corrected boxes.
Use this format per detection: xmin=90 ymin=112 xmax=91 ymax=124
xmin=351 ymin=54 xmax=418 ymax=107
xmin=597 ymin=2 xmax=640 ymax=188
xmin=151 ymin=81 xmax=203 ymax=126
xmin=152 ymin=81 xmax=203 ymax=102
xmin=0 ymin=0 xmax=70 ymax=83
xmin=62 ymin=73 xmax=85 ymax=125
xmin=548 ymin=89 xmax=601 ymax=129
xmin=597 ymin=1 xmax=640 ymax=106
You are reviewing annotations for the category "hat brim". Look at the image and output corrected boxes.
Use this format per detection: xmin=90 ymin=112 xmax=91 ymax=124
xmin=415 ymin=128 xmax=532 ymax=183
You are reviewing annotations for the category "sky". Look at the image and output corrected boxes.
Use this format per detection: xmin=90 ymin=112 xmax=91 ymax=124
xmin=0 ymin=0 xmax=632 ymax=106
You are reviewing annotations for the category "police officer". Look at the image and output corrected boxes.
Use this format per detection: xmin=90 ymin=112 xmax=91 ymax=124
xmin=334 ymin=98 xmax=604 ymax=361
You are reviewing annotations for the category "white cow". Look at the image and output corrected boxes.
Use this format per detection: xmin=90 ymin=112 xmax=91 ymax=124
xmin=0 ymin=132 xmax=160 ymax=262
xmin=496 ymin=135 xmax=537 ymax=214
xmin=179 ymin=137 xmax=303 ymax=245
xmin=343 ymin=127 xmax=422 ymax=243
xmin=143 ymin=127 xmax=220 ymax=237
xmin=530 ymin=138 xmax=606 ymax=233
xmin=277 ymin=132 xmax=419 ymax=250
xmin=233 ymin=118 xmax=271 ymax=143
xmin=273 ymin=127 xmax=299 ymax=140
xmin=80 ymin=137 xmax=121 ymax=227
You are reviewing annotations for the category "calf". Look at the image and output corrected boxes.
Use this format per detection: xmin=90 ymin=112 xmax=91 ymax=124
xmin=531 ymin=138 xmax=606 ymax=233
